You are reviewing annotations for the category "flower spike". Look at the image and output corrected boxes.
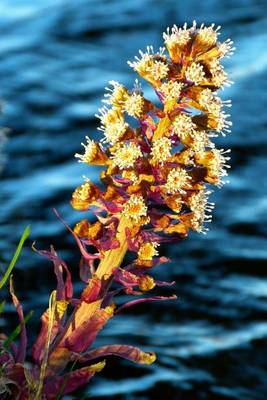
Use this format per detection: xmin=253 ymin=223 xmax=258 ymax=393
xmin=1 ymin=23 xmax=234 ymax=400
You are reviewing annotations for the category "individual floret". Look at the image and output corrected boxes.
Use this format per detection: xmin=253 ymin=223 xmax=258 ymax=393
xmin=150 ymin=137 xmax=172 ymax=164
xmin=165 ymin=167 xmax=192 ymax=194
xmin=111 ymin=142 xmax=142 ymax=169
xmin=123 ymin=195 xmax=148 ymax=223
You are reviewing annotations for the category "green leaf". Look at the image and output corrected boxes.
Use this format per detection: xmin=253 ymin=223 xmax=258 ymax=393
xmin=0 ymin=300 xmax=5 ymax=314
xmin=3 ymin=310 xmax=34 ymax=350
xmin=0 ymin=225 xmax=30 ymax=290
xmin=55 ymin=359 xmax=78 ymax=400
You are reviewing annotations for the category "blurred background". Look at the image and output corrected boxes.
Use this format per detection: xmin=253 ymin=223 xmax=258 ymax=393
xmin=1 ymin=0 xmax=267 ymax=399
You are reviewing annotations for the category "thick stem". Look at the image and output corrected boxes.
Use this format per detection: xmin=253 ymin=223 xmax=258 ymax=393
xmin=95 ymin=214 xmax=128 ymax=279
xmin=60 ymin=215 xmax=129 ymax=342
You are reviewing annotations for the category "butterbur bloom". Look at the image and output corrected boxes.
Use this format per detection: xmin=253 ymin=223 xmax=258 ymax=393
xmin=164 ymin=167 xmax=192 ymax=194
xmin=71 ymin=179 xmax=100 ymax=210
xmin=159 ymin=80 xmax=184 ymax=102
xmin=150 ymin=137 xmax=172 ymax=164
xmin=137 ymin=242 xmax=159 ymax=262
xmin=75 ymin=137 xmax=108 ymax=165
xmin=128 ymin=46 xmax=168 ymax=86
xmin=1 ymin=22 xmax=233 ymax=399
xmin=111 ymin=142 xmax=142 ymax=169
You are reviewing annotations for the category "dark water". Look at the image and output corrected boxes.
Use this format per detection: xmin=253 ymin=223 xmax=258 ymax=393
xmin=1 ymin=0 xmax=267 ymax=399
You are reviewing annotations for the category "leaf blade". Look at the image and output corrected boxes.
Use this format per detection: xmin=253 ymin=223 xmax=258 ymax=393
xmin=0 ymin=225 xmax=31 ymax=290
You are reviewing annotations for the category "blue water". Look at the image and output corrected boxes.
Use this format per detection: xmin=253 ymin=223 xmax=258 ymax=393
xmin=1 ymin=0 xmax=267 ymax=399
